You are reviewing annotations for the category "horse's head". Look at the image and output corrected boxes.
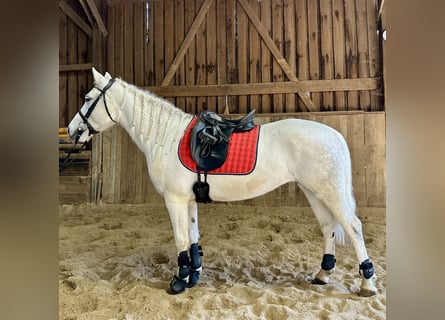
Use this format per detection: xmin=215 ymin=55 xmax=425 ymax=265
xmin=67 ymin=68 xmax=119 ymax=143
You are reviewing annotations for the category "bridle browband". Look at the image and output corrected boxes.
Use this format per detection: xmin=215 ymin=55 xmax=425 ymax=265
xmin=60 ymin=78 xmax=116 ymax=173
xmin=78 ymin=78 xmax=116 ymax=137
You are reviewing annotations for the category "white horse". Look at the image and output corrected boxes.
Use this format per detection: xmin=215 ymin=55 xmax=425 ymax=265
xmin=68 ymin=68 xmax=377 ymax=296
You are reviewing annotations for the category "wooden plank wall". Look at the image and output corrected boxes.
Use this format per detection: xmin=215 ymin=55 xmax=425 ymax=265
xmin=59 ymin=149 xmax=92 ymax=203
xmin=59 ymin=0 xmax=95 ymax=128
xmin=59 ymin=0 xmax=383 ymax=123
xmin=100 ymin=112 xmax=386 ymax=207
xmin=104 ymin=0 xmax=383 ymax=114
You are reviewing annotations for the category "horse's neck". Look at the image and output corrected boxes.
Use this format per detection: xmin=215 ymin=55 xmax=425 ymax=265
xmin=116 ymin=81 xmax=193 ymax=156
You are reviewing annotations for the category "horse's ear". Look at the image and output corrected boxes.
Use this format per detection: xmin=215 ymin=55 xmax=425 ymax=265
xmin=92 ymin=67 xmax=106 ymax=86
xmin=104 ymin=72 xmax=112 ymax=80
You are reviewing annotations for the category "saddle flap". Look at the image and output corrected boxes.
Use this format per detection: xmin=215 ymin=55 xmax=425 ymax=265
xmin=190 ymin=121 xmax=229 ymax=171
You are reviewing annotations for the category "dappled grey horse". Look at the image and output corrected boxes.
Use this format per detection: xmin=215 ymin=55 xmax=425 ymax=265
xmin=67 ymin=68 xmax=377 ymax=296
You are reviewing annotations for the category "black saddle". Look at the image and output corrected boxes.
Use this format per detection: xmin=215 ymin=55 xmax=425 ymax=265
xmin=190 ymin=109 xmax=256 ymax=171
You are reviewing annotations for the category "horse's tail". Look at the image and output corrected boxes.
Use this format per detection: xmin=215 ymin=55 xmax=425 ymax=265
xmin=334 ymin=224 xmax=346 ymax=246
xmin=334 ymin=189 xmax=355 ymax=246
xmin=333 ymin=135 xmax=357 ymax=246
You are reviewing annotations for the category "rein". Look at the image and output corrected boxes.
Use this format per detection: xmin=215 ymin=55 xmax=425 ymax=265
xmin=60 ymin=78 xmax=116 ymax=173
xmin=59 ymin=139 xmax=88 ymax=173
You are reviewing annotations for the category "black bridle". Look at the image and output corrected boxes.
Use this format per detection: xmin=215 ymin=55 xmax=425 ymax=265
xmin=60 ymin=78 xmax=116 ymax=173
xmin=77 ymin=78 xmax=116 ymax=138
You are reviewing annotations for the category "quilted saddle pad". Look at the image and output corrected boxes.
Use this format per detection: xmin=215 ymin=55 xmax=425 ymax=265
xmin=178 ymin=116 xmax=260 ymax=175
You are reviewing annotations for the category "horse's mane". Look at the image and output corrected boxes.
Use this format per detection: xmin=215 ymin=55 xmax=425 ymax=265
xmin=116 ymin=78 xmax=184 ymax=115
xmin=115 ymin=78 xmax=192 ymax=147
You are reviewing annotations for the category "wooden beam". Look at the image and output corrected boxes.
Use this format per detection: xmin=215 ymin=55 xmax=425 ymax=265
xmin=147 ymin=78 xmax=380 ymax=97
xmin=89 ymin=1 xmax=107 ymax=203
xmin=85 ymin=0 xmax=108 ymax=36
xmin=161 ymin=0 xmax=214 ymax=87
xmin=237 ymin=0 xmax=316 ymax=111
xmin=244 ymin=110 xmax=370 ymax=118
xmin=58 ymin=0 xmax=92 ymax=37
xmin=59 ymin=63 xmax=94 ymax=72
xmin=79 ymin=0 xmax=94 ymax=26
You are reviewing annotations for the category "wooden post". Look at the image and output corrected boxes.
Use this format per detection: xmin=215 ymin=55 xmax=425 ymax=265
xmin=91 ymin=21 xmax=105 ymax=202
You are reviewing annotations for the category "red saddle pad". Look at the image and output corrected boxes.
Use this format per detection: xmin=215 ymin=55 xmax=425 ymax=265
xmin=178 ymin=116 xmax=260 ymax=175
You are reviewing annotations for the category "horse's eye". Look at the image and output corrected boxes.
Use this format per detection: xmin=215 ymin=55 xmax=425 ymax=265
xmin=85 ymin=96 xmax=92 ymax=102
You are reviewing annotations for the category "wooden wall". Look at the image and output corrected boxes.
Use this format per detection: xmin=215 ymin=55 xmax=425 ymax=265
xmin=99 ymin=112 xmax=386 ymax=207
xmin=60 ymin=0 xmax=384 ymax=123
xmin=105 ymin=0 xmax=383 ymax=115
xmin=59 ymin=0 xmax=90 ymax=127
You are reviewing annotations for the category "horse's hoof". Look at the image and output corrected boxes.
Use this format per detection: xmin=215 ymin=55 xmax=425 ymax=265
xmin=312 ymin=268 xmax=332 ymax=285
xmin=311 ymin=277 xmax=328 ymax=285
xmin=168 ymin=276 xmax=187 ymax=294
xmin=187 ymin=270 xmax=200 ymax=288
xmin=358 ymin=288 xmax=377 ymax=297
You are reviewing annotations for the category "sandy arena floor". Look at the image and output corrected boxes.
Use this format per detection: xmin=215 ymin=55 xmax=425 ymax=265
xmin=59 ymin=203 xmax=386 ymax=319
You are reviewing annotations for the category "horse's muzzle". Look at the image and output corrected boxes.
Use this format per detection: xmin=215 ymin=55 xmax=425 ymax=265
xmin=68 ymin=126 xmax=85 ymax=144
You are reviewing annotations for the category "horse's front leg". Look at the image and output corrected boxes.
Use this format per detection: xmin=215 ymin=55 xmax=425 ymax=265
xmin=187 ymin=201 xmax=203 ymax=288
xmin=164 ymin=195 xmax=192 ymax=294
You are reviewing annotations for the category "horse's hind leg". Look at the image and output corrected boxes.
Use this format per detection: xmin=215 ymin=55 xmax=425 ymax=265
xmin=339 ymin=212 xmax=377 ymax=297
xmin=187 ymin=201 xmax=203 ymax=288
xmin=300 ymin=185 xmax=338 ymax=285
xmin=301 ymin=184 xmax=377 ymax=296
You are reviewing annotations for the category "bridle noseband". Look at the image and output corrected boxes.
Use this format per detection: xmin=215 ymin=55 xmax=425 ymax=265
xmin=77 ymin=78 xmax=116 ymax=140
